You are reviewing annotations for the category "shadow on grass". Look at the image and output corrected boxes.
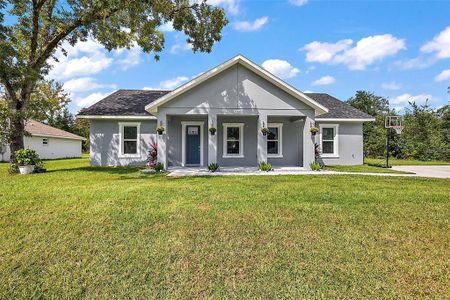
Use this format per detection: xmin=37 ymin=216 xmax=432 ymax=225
xmin=46 ymin=166 xmax=143 ymax=175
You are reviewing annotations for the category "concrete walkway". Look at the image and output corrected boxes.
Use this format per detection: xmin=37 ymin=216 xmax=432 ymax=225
xmin=167 ymin=166 xmax=450 ymax=178
xmin=391 ymin=165 xmax=450 ymax=179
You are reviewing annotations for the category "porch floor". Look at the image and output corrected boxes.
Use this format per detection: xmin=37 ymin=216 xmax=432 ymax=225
xmin=168 ymin=166 xmax=310 ymax=177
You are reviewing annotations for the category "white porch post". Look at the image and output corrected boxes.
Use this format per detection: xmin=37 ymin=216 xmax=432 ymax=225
xmin=157 ymin=113 xmax=168 ymax=169
xmin=208 ymin=113 xmax=217 ymax=165
xmin=257 ymin=113 xmax=267 ymax=164
xmin=303 ymin=115 xmax=315 ymax=170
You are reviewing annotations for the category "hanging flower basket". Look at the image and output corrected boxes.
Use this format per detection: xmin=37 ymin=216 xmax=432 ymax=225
xmin=261 ymin=127 xmax=269 ymax=136
xmin=309 ymin=127 xmax=319 ymax=136
xmin=209 ymin=127 xmax=217 ymax=135
xmin=156 ymin=126 xmax=165 ymax=135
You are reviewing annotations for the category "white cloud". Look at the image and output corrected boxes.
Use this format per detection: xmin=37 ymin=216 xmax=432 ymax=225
xmin=421 ymin=26 xmax=450 ymax=59
xmin=435 ymin=69 xmax=450 ymax=82
xmin=393 ymin=56 xmax=435 ymax=70
xmin=232 ymin=17 xmax=268 ymax=32
xmin=115 ymin=44 xmax=142 ymax=70
xmin=312 ymin=75 xmax=335 ymax=86
xmin=170 ymin=42 xmax=192 ymax=54
xmin=75 ymin=91 xmax=114 ymax=108
xmin=289 ymin=0 xmax=308 ymax=6
xmin=63 ymin=77 xmax=103 ymax=93
xmin=159 ymin=21 xmax=174 ymax=32
xmin=301 ymin=34 xmax=405 ymax=70
xmin=160 ymin=76 xmax=189 ymax=89
xmin=48 ymin=39 xmax=113 ymax=79
xmin=301 ymin=40 xmax=353 ymax=63
xmin=207 ymin=0 xmax=240 ymax=15
xmin=382 ymin=82 xmax=401 ymax=90
xmin=262 ymin=59 xmax=300 ymax=79
xmin=392 ymin=93 xmax=432 ymax=105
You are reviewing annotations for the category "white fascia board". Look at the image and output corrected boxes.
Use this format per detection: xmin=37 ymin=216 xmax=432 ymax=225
xmin=315 ymin=118 xmax=376 ymax=122
xmin=145 ymin=55 xmax=329 ymax=116
xmin=77 ymin=115 xmax=156 ymax=120
xmin=31 ymin=134 xmax=86 ymax=141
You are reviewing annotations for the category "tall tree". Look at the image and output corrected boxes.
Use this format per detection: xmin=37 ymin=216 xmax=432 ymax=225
xmin=0 ymin=0 xmax=228 ymax=161
xmin=347 ymin=91 xmax=392 ymax=158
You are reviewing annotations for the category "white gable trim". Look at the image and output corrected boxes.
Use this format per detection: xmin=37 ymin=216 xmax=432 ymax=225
xmin=145 ymin=55 xmax=329 ymax=116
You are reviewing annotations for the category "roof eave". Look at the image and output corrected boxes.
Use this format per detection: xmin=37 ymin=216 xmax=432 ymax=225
xmin=315 ymin=118 xmax=376 ymax=122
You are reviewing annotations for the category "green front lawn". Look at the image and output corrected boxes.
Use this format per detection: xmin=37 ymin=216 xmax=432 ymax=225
xmin=325 ymin=164 xmax=412 ymax=174
xmin=1 ymin=158 xmax=449 ymax=298
xmin=365 ymin=157 xmax=450 ymax=166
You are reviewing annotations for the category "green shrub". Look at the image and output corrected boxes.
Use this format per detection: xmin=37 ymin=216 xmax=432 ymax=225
xmin=310 ymin=161 xmax=322 ymax=171
xmin=207 ymin=163 xmax=219 ymax=172
xmin=259 ymin=161 xmax=272 ymax=172
xmin=15 ymin=148 xmax=40 ymax=166
xmin=153 ymin=162 xmax=164 ymax=172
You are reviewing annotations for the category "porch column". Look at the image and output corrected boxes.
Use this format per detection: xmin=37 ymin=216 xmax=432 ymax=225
xmin=157 ymin=113 xmax=168 ymax=170
xmin=208 ymin=113 xmax=218 ymax=165
xmin=303 ymin=115 xmax=315 ymax=170
xmin=257 ymin=113 xmax=267 ymax=164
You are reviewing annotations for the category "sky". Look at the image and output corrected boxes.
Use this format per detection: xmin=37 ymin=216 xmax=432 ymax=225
xmin=40 ymin=0 xmax=450 ymax=113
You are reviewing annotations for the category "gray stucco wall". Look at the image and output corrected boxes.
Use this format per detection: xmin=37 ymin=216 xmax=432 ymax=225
xmin=315 ymin=122 xmax=364 ymax=166
xmin=217 ymin=116 xmax=258 ymax=167
xmin=167 ymin=115 xmax=208 ymax=167
xmin=158 ymin=64 xmax=313 ymax=117
xmin=90 ymin=119 xmax=157 ymax=166
xmin=267 ymin=117 xmax=304 ymax=166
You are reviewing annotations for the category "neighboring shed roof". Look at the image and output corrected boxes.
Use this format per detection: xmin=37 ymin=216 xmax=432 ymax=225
xmin=77 ymin=89 xmax=373 ymax=120
xmin=25 ymin=120 xmax=85 ymax=140
xmin=305 ymin=93 xmax=374 ymax=120
xmin=78 ymin=90 xmax=171 ymax=116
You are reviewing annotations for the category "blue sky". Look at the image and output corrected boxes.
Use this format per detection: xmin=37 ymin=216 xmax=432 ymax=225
xmin=41 ymin=0 xmax=450 ymax=113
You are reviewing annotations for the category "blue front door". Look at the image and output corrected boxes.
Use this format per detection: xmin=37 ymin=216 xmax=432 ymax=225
xmin=186 ymin=125 xmax=200 ymax=165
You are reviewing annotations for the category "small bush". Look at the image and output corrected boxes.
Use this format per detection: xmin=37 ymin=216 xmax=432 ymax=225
xmin=207 ymin=163 xmax=219 ymax=172
xmin=153 ymin=162 xmax=164 ymax=172
xmin=259 ymin=161 xmax=272 ymax=172
xmin=310 ymin=161 xmax=322 ymax=171
xmin=15 ymin=148 xmax=40 ymax=166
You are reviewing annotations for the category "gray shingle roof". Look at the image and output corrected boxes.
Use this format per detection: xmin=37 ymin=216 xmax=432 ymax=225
xmin=78 ymin=89 xmax=372 ymax=120
xmin=78 ymin=90 xmax=170 ymax=116
xmin=305 ymin=93 xmax=373 ymax=119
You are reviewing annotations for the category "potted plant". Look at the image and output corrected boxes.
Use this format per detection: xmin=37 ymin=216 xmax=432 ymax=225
xmin=209 ymin=127 xmax=217 ymax=135
xmin=15 ymin=148 xmax=40 ymax=175
xmin=156 ymin=125 xmax=165 ymax=135
xmin=309 ymin=127 xmax=319 ymax=136
xmin=261 ymin=127 xmax=269 ymax=136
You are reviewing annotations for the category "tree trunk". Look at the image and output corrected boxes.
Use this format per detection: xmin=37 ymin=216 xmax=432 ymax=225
xmin=9 ymin=116 xmax=25 ymax=162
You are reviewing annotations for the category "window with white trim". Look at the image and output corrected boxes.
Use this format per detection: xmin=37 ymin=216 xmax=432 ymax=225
xmin=320 ymin=124 xmax=339 ymax=157
xmin=119 ymin=123 xmax=140 ymax=157
xmin=42 ymin=138 xmax=49 ymax=146
xmin=223 ymin=123 xmax=244 ymax=157
xmin=267 ymin=123 xmax=283 ymax=157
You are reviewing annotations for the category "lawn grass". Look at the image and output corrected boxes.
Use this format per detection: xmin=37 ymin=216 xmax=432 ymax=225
xmin=365 ymin=157 xmax=450 ymax=166
xmin=325 ymin=164 xmax=412 ymax=174
xmin=1 ymin=157 xmax=449 ymax=298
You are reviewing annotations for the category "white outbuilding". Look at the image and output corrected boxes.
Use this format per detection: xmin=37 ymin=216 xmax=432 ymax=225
xmin=1 ymin=120 xmax=85 ymax=161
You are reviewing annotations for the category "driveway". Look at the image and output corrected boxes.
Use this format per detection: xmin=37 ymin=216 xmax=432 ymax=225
xmin=391 ymin=166 xmax=450 ymax=179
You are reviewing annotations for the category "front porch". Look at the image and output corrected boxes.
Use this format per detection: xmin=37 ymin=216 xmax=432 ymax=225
xmin=156 ymin=113 xmax=316 ymax=170
xmin=167 ymin=166 xmax=309 ymax=177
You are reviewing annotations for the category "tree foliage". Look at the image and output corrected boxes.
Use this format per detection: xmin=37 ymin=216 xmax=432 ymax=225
xmin=0 ymin=0 xmax=228 ymax=160
xmin=347 ymin=91 xmax=449 ymax=161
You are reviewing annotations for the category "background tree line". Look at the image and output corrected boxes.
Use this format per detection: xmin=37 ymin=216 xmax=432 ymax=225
xmin=347 ymin=91 xmax=449 ymax=161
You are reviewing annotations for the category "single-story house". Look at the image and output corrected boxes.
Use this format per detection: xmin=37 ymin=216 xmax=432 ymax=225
xmin=0 ymin=120 xmax=85 ymax=161
xmin=78 ymin=55 xmax=374 ymax=169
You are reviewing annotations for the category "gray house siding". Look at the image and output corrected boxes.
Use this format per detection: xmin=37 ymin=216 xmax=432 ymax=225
xmin=167 ymin=115 xmax=208 ymax=167
xmin=267 ymin=117 xmax=304 ymax=166
xmin=315 ymin=122 xmax=364 ymax=165
xmin=217 ymin=116 xmax=258 ymax=167
xmin=90 ymin=119 xmax=157 ymax=166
